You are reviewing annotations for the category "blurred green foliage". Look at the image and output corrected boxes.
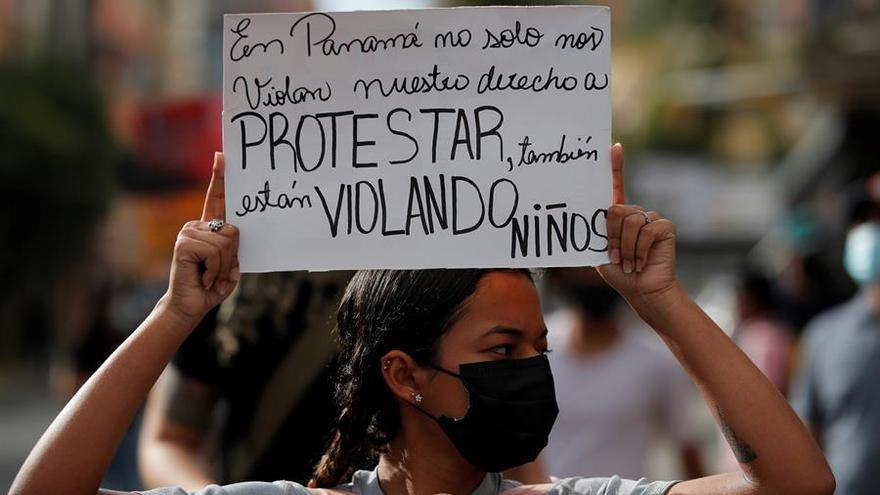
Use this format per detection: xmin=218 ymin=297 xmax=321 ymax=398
xmin=0 ymin=59 xmax=117 ymax=302
xmin=445 ymin=0 xmax=804 ymax=165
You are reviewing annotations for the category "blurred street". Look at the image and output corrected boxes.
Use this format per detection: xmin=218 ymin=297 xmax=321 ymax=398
xmin=0 ymin=374 xmax=56 ymax=492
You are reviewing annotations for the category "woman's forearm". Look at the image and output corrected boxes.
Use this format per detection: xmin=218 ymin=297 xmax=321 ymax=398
xmin=10 ymin=298 xmax=197 ymax=495
xmin=631 ymin=284 xmax=834 ymax=495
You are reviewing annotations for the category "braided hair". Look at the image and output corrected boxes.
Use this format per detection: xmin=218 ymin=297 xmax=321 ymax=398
xmin=308 ymin=268 xmax=532 ymax=488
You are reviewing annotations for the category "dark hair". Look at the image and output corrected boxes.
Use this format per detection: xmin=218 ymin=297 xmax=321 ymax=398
xmin=308 ymin=268 xmax=532 ymax=488
xmin=848 ymin=197 xmax=880 ymax=227
xmin=738 ymin=270 xmax=776 ymax=313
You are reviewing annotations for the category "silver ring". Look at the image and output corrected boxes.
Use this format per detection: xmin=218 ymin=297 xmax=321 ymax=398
xmin=640 ymin=211 xmax=652 ymax=224
xmin=208 ymin=219 xmax=225 ymax=232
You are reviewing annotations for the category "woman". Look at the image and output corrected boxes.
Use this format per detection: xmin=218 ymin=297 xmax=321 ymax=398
xmin=10 ymin=146 xmax=834 ymax=495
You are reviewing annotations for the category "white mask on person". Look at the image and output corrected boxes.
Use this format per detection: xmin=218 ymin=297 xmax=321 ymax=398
xmin=844 ymin=222 xmax=880 ymax=286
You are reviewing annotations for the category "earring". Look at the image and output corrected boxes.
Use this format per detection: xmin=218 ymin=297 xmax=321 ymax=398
xmin=412 ymin=392 xmax=423 ymax=403
xmin=383 ymin=360 xmax=391 ymax=371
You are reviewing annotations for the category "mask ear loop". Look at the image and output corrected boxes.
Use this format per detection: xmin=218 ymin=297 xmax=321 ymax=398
xmin=384 ymin=359 xmax=467 ymax=420
xmin=418 ymin=362 xmax=469 ymax=421
xmin=408 ymin=398 xmax=441 ymax=421
xmin=426 ymin=363 xmax=462 ymax=379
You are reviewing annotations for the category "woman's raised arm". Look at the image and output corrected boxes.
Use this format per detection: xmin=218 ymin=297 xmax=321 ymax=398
xmin=10 ymin=153 xmax=240 ymax=495
xmin=599 ymin=144 xmax=834 ymax=495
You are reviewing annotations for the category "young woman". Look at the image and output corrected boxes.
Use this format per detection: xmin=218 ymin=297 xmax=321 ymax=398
xmin=10 ymin=146 xmax=834 ymax=495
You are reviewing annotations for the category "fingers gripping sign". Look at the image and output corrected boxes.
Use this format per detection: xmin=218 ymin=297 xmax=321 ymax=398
xmin=165 ymin=152 xmax=241 ymax=324
xmin=598 ymin=144 xmax=678 ymax=303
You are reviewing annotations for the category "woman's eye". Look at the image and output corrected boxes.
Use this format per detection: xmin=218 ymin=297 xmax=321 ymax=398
xmin=490 ymin=345 xmax=513 ymax=356
xmin=542 ymin=348 xmax=553 ymax=355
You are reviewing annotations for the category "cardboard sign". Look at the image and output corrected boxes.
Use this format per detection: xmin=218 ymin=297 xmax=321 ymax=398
xmin=222 ymin=6 xmax=611 ymax=272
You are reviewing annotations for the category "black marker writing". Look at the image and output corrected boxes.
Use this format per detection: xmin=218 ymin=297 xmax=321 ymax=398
xmin=235 ymin=180 xmax=311 ymax=217
xmin=434 ymin=28 xmax=472 ymax=48
xmin=312 ymin=174 xmax=518 ymax=239
xmin=555 ymin=27 xmax=605 ymax=51
xmin=510 ymin=205 xmax=607 ymax=259
xmin=477 ymin=65 xmax=579 ymax=94
xmin=230 ymin=105 xmax=505 ymax=172
xmin=233 ymin=75 xmax=332 ymax=111
xmin=482 ymin=21 xmax=543 ymax=49
xmin=507 ymin=135 xmax=598 ymax=172
xmin=229 ymin=18 xmax=284 ymax=61
xmin=353 ymin=64 xmax=469 ymax=99
xmin=387 ymin=108 xmax=419 ymax=165
xmin=290 ymin=13 xmax=422 ymax=57
xmin=584 ymin=72 xmax=609 ymax=90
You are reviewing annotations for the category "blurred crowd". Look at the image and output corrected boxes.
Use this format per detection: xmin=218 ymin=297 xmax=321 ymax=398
xmin=2 ymin=1 xmax=880 ymax=494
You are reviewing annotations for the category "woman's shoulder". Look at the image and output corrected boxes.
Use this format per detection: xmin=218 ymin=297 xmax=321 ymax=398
xmin=505 ymin=476 xmax=677 ymax=495
xmin=136 ymin=480 xmax=349 ymax=495
xmin=136 ymin=475 xmax=676 ymax=495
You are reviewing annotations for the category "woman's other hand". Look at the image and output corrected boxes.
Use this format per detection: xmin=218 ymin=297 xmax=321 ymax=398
xmin=163 ymin=152 xmax=240 ymax=326
xmin=594 ymin=146 xmax=834 ymax=495
xmin=597 ymin=144 xmax=680 ymax=307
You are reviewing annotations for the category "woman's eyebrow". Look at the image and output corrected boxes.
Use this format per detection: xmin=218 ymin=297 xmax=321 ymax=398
xmin=481 ymin=326 xmax=548 ymax=339
xmin=481 ymin=326 xmax=524 ymax=338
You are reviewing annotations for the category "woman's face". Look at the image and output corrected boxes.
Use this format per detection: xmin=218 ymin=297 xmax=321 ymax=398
xmin=424 ymin=271 xmax=549 ymax=418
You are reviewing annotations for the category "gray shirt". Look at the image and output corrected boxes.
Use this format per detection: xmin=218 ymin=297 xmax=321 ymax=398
xmin=791 ymin=292 xmax=880 ymax=495
xmin=139 ymin=468 xmax=676 ymax=495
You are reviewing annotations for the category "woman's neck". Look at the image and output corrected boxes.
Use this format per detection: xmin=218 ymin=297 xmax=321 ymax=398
xmin=377 ymin=429 xmax=485 ymax=495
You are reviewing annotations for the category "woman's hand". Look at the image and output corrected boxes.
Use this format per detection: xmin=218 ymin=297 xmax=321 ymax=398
xmin=163 ymin=152 xmax=240 ymax=326
xmin=595 ymin=145 xmax=835 ymax=495
xmin=597 ymin=144 xmax=680 ymax=307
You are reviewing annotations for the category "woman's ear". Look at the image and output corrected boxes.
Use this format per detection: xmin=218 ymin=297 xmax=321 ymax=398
xmin=380 ymin=350 xmax=427 ymax=404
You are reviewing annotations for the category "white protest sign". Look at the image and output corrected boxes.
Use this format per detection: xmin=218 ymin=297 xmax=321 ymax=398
xmin=222 ymin=6 xmax=611 ymax=272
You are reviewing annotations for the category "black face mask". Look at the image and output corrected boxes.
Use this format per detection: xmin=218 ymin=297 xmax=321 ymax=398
xmin=413 ymin=354 xmax=559 ymax=473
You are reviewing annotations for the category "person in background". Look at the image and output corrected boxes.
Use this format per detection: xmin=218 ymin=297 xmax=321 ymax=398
xmin=539 ymin=267 xmax=705 ymax=481
xmin=732 ymin=271 xmax=795 ymax=395
xmin=774 ymin=213 xmax=848 ymax=336
xmin=791 ymin=190 xmax=880 ymax=495
xmin=138 ymin=262 xmax=352 ymax=489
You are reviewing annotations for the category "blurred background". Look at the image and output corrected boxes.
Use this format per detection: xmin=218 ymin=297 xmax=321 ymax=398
xmin=1 ymin=0 xmax=879 ymax=491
